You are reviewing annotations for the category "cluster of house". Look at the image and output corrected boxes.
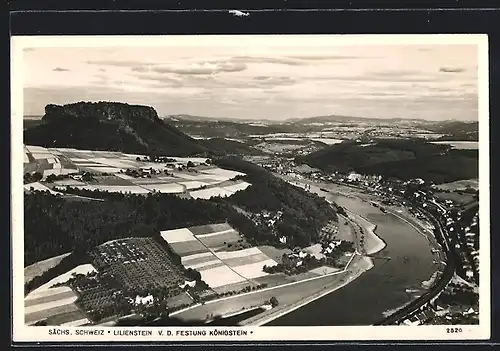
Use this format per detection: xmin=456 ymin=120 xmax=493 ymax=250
xmin=126 ymin=278 xmax=197 ymax=307
xmin=282 ymin=250 xmax=309 ymax=267
xmin=464 ymin=212 xmax=479 ymax=278
xmin=401 ymin=288 xmax=479 ymax=326
xmin=253 ymin=210 xmax=283 ymax=229
xmin=322 ymin=240 xmax=343 ymax=255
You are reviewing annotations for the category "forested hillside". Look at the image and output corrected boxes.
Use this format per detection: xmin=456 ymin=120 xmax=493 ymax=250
xmin=297 ymin=139 xmax=478 ymax=183
xmin=214 ymin=157 xmax=339 ymax=246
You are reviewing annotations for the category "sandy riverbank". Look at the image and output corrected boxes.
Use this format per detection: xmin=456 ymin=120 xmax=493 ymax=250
xmin=343 ymin=209 xmax=386 ymax=256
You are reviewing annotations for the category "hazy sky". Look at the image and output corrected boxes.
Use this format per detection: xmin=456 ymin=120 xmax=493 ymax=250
xmin=22 ymin=41 xmax=479 ymax=121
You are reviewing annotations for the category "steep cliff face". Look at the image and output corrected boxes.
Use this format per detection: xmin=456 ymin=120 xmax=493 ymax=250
xmin=24 ymin=101 xmax=211 ymax=156
xmin=43 ymin=102 xmax=161 ymax=124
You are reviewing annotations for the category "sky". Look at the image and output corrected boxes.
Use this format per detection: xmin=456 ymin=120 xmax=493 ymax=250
xmin=22 ymin=40 xmax=480 ymax=121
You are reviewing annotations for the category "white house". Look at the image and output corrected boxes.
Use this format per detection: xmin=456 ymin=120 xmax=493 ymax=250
xmin=134 ymin=294 xmax=154 ymax=305
xmin=179 ymin=280 xmax=197 ymax=289
xmin=347 ymin=172 xmax=362 ymax=182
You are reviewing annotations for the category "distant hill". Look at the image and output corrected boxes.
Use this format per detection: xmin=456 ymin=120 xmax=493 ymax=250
xmin=168 ymin=119 xmax=290 ymax=139
xmin=430 ymin=121 xmax=479 ymax=141
xmin=297 ymin=139 xmax=478 ymax=184
xmin=203 ymin=138 xmax=264 ymax=156
xmin=23 ymin=102 xmax=266 ymax=157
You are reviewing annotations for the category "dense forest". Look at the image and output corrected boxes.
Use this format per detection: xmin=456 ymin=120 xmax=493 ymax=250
xmin=297 ymin=139 xmax=478 ymax=183
xmin=24 ymin=191 xmax=262 ymax=267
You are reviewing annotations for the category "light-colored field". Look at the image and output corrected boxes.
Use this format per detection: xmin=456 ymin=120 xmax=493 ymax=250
xmin=30 ymin=152 xmax=55 ymax=160
xmin=52 ymin=179 xmax=86 ymax=186
xmin=142 ymin=183 xmax=185 ymax=193
xmin=435 ymin=179 xmax=479 ymax=191
xmin=309 ymin=265 xmax=341 ymax=275
xmin=42 ymin=168 xmax=79 ymax=178
xmin=178 ymin=180 xmax=209 ymax=190
xmin=210 ymin=223 xmax=233 ymax=232
xmin=25 ymin=289 xmax=77 ymax=307
xmin=84 ymin=166 xmax=121 ymax=173
xmin=185 ymin=259 xmax=224 ymax=270
xmin=214 ymin=247 xmax=262 ymax=260
xmin=200 ymin=168 xmax=245 ymax=179
xmin=231 ymin=259 xmax=277 ymax=279
xmin=25 ymin=295 xmax=79 ymax=314
xmin=173 ymin=157 xmax=210 ymax=164
xmin=24 ymin=252 xmax=71 ymax=284
xmin=220 ymin=253 xmax=269 ymax=268
xmin=26 ymin=145 xmax=49 ymax=153
xmin=160 ymin=228 xmax=197 ymax=243
xmin=181 ymin=251 xmax=213 ymax=263
xmin=115 ymin=173 xmax=136 ymax=180
xmin=181 ymin=254 xmax=219 ymax=266
xmin=28 ymin=264 xmax=97 ymax=294
xmin=24 ymin=182 xmax=62 ymax=195
xmin=24 ymin=146 xmax=252 ymax=196
xmin=195 ymin=229 xmax=237 ymax=238
xmin=25 ymin=301 xmax=82 ymax=325
xmin=258 ymin=245 xmax=292 ymax=263
xmin=434 ymin=191 xmax=476 ymax=205
xmin=90 ymin=158 xmax=139 ymax=169
xmin=190 ymin=187 xmax=234 ymax=199
xmin=222 ymin=181 xmax=251 ymax=193
xmin=304 ymin=244 xmax=325 ymax=260
xmin=199 ymin=265 xmax=247 ymax=288
xmin=311 ymin=138 xmax=344 ymax=145
xmin=197 ymin=261 xmax=227 ymax=271
xmin=24 ymin=274 xmax=92 ymax=327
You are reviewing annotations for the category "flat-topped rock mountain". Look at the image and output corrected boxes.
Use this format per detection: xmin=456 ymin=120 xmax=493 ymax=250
xmin=24 ymin=102 xmax=214 ymax=156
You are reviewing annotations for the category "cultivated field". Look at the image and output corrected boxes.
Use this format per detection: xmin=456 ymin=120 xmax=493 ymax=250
xmin=24 ymin=182 xmax=62 ymax=195
xmin=435 ymin=179 xmax=479 ymax=191
xmin=24 ymin=264 xmax=96 ymax=326
xmin=24 ymin=252 xmax=71 ymax=284
xmin=24 ymin=145 xmax=251 ymax=197
xmin=161 ymin=223 xmax=280 ymax=291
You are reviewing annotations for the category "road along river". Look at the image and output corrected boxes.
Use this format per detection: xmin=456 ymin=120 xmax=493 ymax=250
xmin=265 ymin=180 xmax=439 ymax=326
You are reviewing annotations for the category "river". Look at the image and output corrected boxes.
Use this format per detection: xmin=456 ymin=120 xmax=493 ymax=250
xmin=266 ymin=183 xmax=437 ymax=326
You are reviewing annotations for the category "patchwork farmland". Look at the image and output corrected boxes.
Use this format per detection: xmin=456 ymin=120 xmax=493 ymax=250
xmin=23 ymin=145 xmax=251 ymax=198
xmin=24 ymin=264 xmax=96 ymax=326
xmin=160 ymin=223 xmax=281 ymax=293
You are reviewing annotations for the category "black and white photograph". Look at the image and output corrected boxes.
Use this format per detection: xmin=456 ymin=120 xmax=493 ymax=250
xmin=11 ymin=34 xmax=490 ymax=342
